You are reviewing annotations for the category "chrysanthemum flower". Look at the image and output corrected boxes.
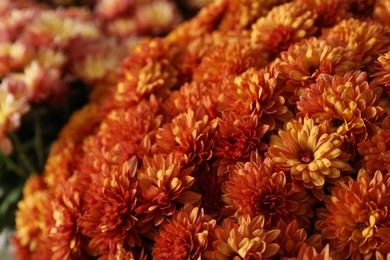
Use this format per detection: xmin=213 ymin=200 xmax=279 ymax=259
xmin=15 ymin=177 xmax=54 ymax=254
xmin=192 ymin=36 xmax=265 ymax=86
xmin=152 ymin=204 xmax=216 ymax=260
xmin=274 ymin=220 xmax=308 ymax=258
xmin=218 ymin=0 xmax=288 ymax=31
xmin=0 ymin=41 xmax=31 ymax=76
xmin=205 ymin=214 xmax=280 ymax=259
xmin=116 ymin=39 xmax=180 ymax=106
xmin=272 ymin=37 xmax=359 ymax=99
xmin=358 ymin=117 xmax=390 ymax=172
xmin=372 ymin=51 xmax=390 ymax=95
xmin=161 ymin=81 xmax=216 ymax=121
xmin=156 ymin=109 xmax=218 ymax=169
xmin=222 ymin=157 xmax=314 ymax=229
xmin=48 ymin=180 xmax=86 ymax=260
xmin=286 ymin=244 xmax=333 ymax=260
xmin=79 ymin=157 xmax=141 ymax=256
xmin=266 ymin=117 xmax=353 ymax=189
xmin=77 ymin=97 xmax=161 ymax=187
xmin=0 ymin=84 xmax=29 ymax=154
xmin=69 ymin=37 xmax=128 ymax=85
xmin=374 ymin=0 xmax=390 ymax=26
xmin=297 ymin=71 xmax=383 ymax=143
xmin=251 ymin=2 xmax=317 ymax=55
xmin=322 ymin=18 xmax=390 ymax=67
xmin=214 ymin=112 xmax=268 ymax=163
xmin=300 ymin=0 xmax=349 ymax=27
xmin=216 ymin=68 xmax=291 ymax=131
xmin=26 ymin=10 xmax=100 ymax=47
xmin=95 ymin=0 xmax=133 ymax=20
xmin=135 ymin=0 xmax=182 ymax=35
xmin=316 ymin=170 xmax=390 ymax=259
xmin=136 ymin=153 xmax=201 ymax=232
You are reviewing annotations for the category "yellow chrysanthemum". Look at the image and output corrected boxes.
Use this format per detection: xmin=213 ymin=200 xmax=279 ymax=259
xmin=266 ymin=117 xmax=353 ymax=189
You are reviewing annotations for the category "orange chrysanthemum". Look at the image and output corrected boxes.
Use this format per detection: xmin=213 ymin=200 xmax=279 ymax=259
xmin=358 ymin=117 xmax=390 ymax=172
xmin=272 ymin=37 xmax=359 ymax=99
xmin=115 ymin=38 xmax=179 ymax=106
xmin=222 ymin=156 xmax=314 ymax=229
xmin=274 ymin=220 xmax=308 ymax=258
xmin=79 ymin=157 xmax=141 ymax=256
xmin=152 ymin=204 xmax=216 ymax=260
xmin=155 ymin=109 xmax=218 ymax=169
xmin=266 ymin=117 xmax=353 ymax=190
xmin=316 ymin=170 xmax=390 ymax=259
xmin=214 ymin=112 xmax=268 ymax=164
xmin=136 ymin=153 xmax=201 ymax=232
xmin=286 ymin=244 xmax=333 ymax=260
xmin=161 ymin=81 xmax=216 ymax=120
xmin=216 ymin=67 xmax=291 ymax=130
xmin=374 ymin=0 xmax=390 ymax=27
xmin=192 ymin=36 xmax=265 ymax=86
xmin=297 ymin=71 xmax=383 ymax=143
xmin=251 ymin=2 xmax=317 ymax=56
xmin=15 ymin=176 xmax=54 ymax=254
xmin=48 ymin=180 xmax=87 ymax=260
xmin=372 ymin=51 xmax=390 ymax=95
xmin=322 ymin=18 xmax=390 ymax=67
xmin=205 ymin=214 xmax=280 ymax=259
xmin=300 ymin=0 xmax=349 ymax=27
xmin=217 ymin=0 xmax=289 ymax=32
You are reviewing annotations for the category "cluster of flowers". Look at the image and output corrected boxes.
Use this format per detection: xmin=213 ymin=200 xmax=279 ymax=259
xmin=0 ymin=0 xmax=203 ymax=155
xmin=13 ymin=0 xmax=390 ymax=259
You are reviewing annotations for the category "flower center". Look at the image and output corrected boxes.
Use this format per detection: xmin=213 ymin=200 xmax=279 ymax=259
xmin=259 ymin=194 xmax=287 ymax=216
xmin=330 ymin=118 xmax=343 ymax=128
xmin=299 ymin=150 xmax=313 ymax=163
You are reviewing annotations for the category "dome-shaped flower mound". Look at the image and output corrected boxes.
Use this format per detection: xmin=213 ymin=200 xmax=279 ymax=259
xmin=297 ymin=71 xmax=383 ymax=143
xmin=205 ymin=214 xmax=280 ymax=259
xmin=11 ymin=0 xmax=390 ymax=258
xmin=152 ymin=204 xmax=216 ymax=260
xmin=316 ymin=170 xmax=390 ymax=259
xmin=266 ymin=117 xmax=353 ymax=189
xmin=222 ymin=157 xmax=314 ymax=229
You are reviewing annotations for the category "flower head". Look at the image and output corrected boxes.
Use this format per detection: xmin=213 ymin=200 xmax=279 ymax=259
xmin=316 ymin=170 xmax=390 ymax=259
xmin=272 ymin=37 xmax=359 ymax=99
xmin=322 ymin=18 xmax=390 ymax=67
xmin=297 ymin=71 xmax=383 ymax=143
xmin=205 ymin=214 xmax=280 ymax=259
xmin=358 ymin=117 xmax=390 ymax=172
xmin=216 ymin=67 xmax=291 ymax=130
xmin=266 ymin=117 xmax=353 ymax=189
xmin=251 ymin=2 xmax=317 ymax=55
xmin=152 ymin=204 xmax=216 ymax=260
xmin=222 ymin=157 xmax=314 ymax=229
xmin=214 ymin=112 xmax=268 ymax=162
xmin=156 ymin=109 xmax=218 ymax=169
xmin=79 ymin=157 xmax=141 ymax=256
xmin=136 ymin=153 xmax=201 ymax=232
